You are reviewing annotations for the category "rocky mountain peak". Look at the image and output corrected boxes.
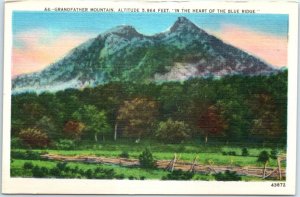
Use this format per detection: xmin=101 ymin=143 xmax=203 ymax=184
xmin=105 ymin=25 xmax=142 ymax=39
xmin=170 ymin=16 xmax=201 ymax=33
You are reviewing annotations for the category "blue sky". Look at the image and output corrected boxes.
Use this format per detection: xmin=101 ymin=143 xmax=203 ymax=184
xmin=13 ymin=12 xmax=288 ymax=36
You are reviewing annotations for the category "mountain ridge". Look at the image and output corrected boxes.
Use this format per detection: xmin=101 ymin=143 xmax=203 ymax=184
xmin=12 ymin=17 xmax=278 ymax=94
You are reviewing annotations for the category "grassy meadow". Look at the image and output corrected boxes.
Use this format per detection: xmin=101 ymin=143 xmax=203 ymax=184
xmin=11 ymin=141 xmax=286 ymax=181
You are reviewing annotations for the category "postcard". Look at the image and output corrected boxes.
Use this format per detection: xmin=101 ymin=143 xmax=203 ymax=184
xmin=2 ymin=0 xmax=298 ymax=195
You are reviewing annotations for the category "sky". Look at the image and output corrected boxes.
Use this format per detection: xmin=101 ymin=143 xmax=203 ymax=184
xmin=12 ymin=12 xmax=288 ymax=77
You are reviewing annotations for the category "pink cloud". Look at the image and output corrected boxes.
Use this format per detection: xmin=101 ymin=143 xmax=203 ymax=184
xmin=12 ymin=29 xmax=93 ymax=77
xmin=214 ymin=24 xmax=288 ymax=68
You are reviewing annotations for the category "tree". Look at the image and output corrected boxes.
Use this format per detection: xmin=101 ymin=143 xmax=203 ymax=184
xmin=250 ymin=94 xmax=284 ymax=143
xmin=159 ymin=84 xmax=185 ymax=119
xmin=35 ymin=116 xmax=57 ymax=140
xmin=257 ymin=150 xmax=270 ymax=178
xmin=63 ymin=121 xmax=85 ymax=140
xmin=198 ymin=105 xmax=228 ymax=144
xmin=117 ymin=98 xmax=158 ymax=140
xmin=73 ymin=105 xmax=111 ymax=142
xmin=155 ymin=119 xmax=190 ymax=144
xmin=216 ymin=99 xmax=251 ymax=142
xmin=139 ymin=148 xmax=156 ymax=169
xmin=19 ymin=128 xmax=50 ymax=148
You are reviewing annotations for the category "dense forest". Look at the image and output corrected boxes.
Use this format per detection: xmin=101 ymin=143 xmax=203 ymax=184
xmin=11 ymin=71 xmax=287 ymax=148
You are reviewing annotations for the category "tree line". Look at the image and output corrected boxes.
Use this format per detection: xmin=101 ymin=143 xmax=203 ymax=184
xmin=11 ymin=71 xmax=287 ymax=147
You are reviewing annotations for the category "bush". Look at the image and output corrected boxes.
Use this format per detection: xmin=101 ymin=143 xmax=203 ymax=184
xmin=54 ymin=139 xmax=76 ymax=150
xmin=115 ymin=174 xmax=125 ymax=180
xmin=257 ymin=151 xmax=270 ymax=163
xmin=24 ymin=162 xmax=124 ymax=179
xmin=56 ymin=162 xmax=68 ymax=171
xmin=214 ymin=170 xmax=242 ymax=181
xmin=162 ymin=170 xmax=194 ymax=180
xmin=11 ymin=150 xmax=41 ymax=160
xmin=155 ymin=119 xmax=191 ymax=144
xmin=222 ymin=151 xmax=228 ymax=155
xmin=222 ymin=151 xmax=236 ymax=156
xmin=119 ymin=151 xmax=129 ymax=158
xmin=11 ymin=137 xmax=23 ymax=148
xmin=128 ymin=176 xmax=137 ymax=180
xmin=93 ymin=167 xmax=115 ymax=179
xmin=50 ymin=167 xmax=61 ymax=177
xmin=19 ymin=128 xmax=50 ymax=148
xmin=139 ymin=148 xmax=156 ymax=169
xmin=270 ymin=149 xmax=278 ymax=159
xmin=23 ymin=162 xmax=34 ymax=170
xmin=241 ymin=148 xmax=249 ymax=156
xmin=85 ymin=169 xmax=94 ymax=179
xmin=32 ymin=166 xmax=49 ymax=178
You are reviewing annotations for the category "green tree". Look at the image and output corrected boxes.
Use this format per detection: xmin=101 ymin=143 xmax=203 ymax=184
xmin=250 ymin=94 xmax=284 ymax=143
xmin=139 ymin=148 xmax=156 ymax=169
xmin=35 ymin=116 xmax=57 ymax=140
xmin=155 ymin=119 xmax=190 ymax=144
xmin=73 ymin=105 xmax=111 ymax=142
xmin=257 ymin=150 xmax=270 ymax=178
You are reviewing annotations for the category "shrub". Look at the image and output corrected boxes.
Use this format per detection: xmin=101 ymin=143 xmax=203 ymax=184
xmin=257 ymin=151 xmax=270 ymax=163
xmin=70 ymin=166 xmax=79 ymax=174
xmin=50 ymin=167 xmax=61 ymax=177
xmin=19 ymin=128 xmax=50 ymax=148
xmin=241 ymin=148 xmax=249 ymax=156
xmin=162 ymin=170 xmax=194 ymax=180
xmin=56 ymin=162 xmax=68 ymax=171
xmin=155 ymin=119 xmax=191 ymax=144
xmin=93 ymin=167 xmax=115 ymax=179
xmin=11 ymin=137 xmax=23 ymax=148
xmin=214 ymin=170 xmax=242 ymax=181
xmin=119 ymin=151 xmax=129 ymax=158
xmin=128 ymin=176 xmax=137 ymax=180
xmin=32 ymin=166 xmax=49 ymax=178
xmin=11 ymin=150 xmax=41 ymax=160
xmin=23 ymin=162 xmax=34 ymax=170
xmin=115 ymin=174 xmax=125 ymax=180
xmin=139 ymin=148 xmax=156 ymax=169
xmin=222 ymin=151 xmax=228 ymax=155
xmin=85 ymin=169 xmax=94 ymax=179
xmin=54 ymin=139 xmax=76 ymax=150
xmin=26 ymin=150 xmax=42 ymax=160
xmin=270 ymin=149 xmax=279 ymax=160
xmin=228 ymin=151 xmax=236 ymax=156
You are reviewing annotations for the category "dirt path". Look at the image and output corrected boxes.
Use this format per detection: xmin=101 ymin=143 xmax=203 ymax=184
xmin=41 ymin=154 xmax=285 ymax=179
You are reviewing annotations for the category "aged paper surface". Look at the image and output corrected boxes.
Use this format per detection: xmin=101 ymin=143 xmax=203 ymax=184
xmin=2 ymin=0 xmax=298 ymax=194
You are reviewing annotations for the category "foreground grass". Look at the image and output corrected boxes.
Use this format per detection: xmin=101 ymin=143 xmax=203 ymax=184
xmin=11 ymin=159 xmax=167 ymax=179
xmin=11 ymin=159 xmax=263 ymax=181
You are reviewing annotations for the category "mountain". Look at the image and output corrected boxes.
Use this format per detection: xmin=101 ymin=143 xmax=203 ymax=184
xmin=12 ymin=16 xmax=277 ymax=93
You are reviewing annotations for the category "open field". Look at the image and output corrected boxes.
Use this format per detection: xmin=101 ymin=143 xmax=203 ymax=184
xmin=12 ymin=143 xmax=285 ymax=167
xmin=11 ymin=142 xmax=286 ymax=181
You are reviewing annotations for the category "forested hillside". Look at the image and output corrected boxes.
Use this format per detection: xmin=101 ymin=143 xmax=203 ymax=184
xmin=11 ymin=71 xmax=287 ymax=148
